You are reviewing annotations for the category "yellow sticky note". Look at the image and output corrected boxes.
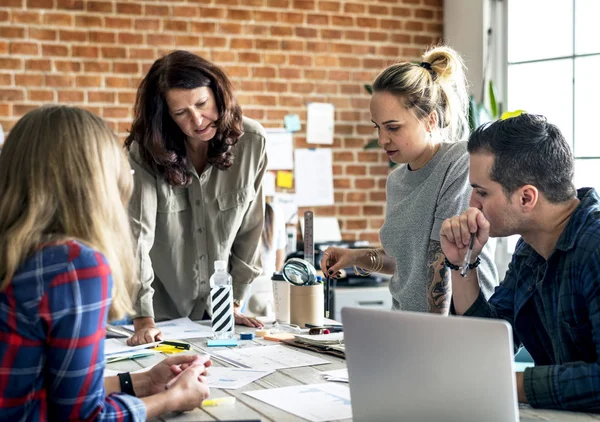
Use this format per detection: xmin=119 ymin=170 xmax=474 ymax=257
xmin=276 ymin=171 xmax=293 ymax=189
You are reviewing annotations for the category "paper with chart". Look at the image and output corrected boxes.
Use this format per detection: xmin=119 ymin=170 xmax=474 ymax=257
xmin=294 ymin=148 xmax=334 ymax=206
xmin=123 ymin=317 xmax=213 ymax=340
xmin=207 ymin=367 xmax=274 ymax=389
xmin=209 ymin=345 xmax=328 ymax=370
xmin=265 ymin=128 xmax=294 ymax=170
xmin=246 ymin=383 xmax=352 ymax=422
xmin=307 ymin=102 xmax=335 ymax=145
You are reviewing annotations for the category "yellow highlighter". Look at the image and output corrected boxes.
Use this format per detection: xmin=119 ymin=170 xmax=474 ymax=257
xmin=201 ymin=397 xmax=236 ymax=407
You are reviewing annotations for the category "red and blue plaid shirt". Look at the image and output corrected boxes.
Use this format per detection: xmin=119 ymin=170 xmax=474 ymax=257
xmin=0 ymin=240 xmax=146 ymax=421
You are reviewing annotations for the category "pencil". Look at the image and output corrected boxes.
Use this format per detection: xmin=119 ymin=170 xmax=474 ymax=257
xmin=460 ymin=233 xmax=476 ymax=277
xmin=325 ymin=276 xmax=330 ymax=319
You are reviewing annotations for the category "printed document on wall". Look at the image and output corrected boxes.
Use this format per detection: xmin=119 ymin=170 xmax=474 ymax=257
xmin=307 ymin=102 xmax=334 ymax=145
xmin=294 ymin=148 xmax=334 ymax=206
xmin=265 ymin=128 xmax=294 ymax=170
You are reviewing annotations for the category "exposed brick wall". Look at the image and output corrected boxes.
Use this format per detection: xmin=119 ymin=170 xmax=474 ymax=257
xmin=0 ymin=0 xmax=443 ymax=243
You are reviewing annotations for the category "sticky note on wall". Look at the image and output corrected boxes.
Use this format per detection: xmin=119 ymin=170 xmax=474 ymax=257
xmin=276 ymin=171 xmax=293 ymax=189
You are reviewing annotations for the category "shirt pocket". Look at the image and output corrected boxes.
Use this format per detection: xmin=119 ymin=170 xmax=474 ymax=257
xmin=216 ymin=185 xmax=257 ymax=241
xmin=157 ymin=187 xmax=189 ymax=213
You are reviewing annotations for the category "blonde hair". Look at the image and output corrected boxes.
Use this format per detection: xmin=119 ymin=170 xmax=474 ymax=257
xmin=0 ymin=105 xmax=135 ymax=321
xmin=373 ymin=45 xmax=469 ymax=142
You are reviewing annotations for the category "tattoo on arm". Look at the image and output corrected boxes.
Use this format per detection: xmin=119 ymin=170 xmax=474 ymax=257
xmin=426 ymin=240 xmax=451 ymax=314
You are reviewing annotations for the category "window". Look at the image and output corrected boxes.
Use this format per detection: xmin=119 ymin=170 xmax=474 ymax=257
xmin=506 ymin=0 xmax=600 ymax=190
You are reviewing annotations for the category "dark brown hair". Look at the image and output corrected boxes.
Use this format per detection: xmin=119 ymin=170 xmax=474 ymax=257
xmin=125 ymin=50 xmax=243 ymax=186
xmin=262 ymin=202 xmax=275 ymax=250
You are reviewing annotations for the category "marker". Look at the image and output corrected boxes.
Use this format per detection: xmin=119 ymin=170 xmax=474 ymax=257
xmin=461 ymin=234 xmax=476 ymax=277
xmin=165 ymin=354 xmax=210 ymax=389
xmin=202 ymin=396 xmax=236 ymax=407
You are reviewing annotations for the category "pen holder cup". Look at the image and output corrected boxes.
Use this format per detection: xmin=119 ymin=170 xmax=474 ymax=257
xmin=272 ymin=272 xmax=290 ymax=324
xmin=289 ymin=284 xmax=324 ymax=328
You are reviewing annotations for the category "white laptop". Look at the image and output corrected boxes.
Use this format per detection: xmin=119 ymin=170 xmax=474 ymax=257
xmin=342 ymin=307 xmax=519 ymax=422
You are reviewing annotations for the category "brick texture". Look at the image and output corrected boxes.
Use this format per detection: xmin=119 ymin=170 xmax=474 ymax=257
xmin=0 ymin=0 xmax=443 ymax=243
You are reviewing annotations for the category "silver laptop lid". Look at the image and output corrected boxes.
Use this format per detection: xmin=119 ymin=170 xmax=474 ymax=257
xmin=342 ymin=307 xmax=519 ymax=422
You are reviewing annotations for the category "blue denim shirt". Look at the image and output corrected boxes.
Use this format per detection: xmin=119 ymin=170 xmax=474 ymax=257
xmin=460 ymin=188 xmax=600 ymax=411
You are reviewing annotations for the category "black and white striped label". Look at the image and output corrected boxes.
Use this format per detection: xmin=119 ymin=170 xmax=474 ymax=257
xmin=211 ymin=285 xmax=234 ymax=334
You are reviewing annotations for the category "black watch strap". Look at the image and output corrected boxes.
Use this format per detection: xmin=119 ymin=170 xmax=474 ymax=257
xmin=117 ymin=372 xmax=136 ymax=397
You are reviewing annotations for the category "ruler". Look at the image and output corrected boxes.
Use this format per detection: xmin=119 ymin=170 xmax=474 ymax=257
xmin=303 ymin=210 xmax=314 ymax=267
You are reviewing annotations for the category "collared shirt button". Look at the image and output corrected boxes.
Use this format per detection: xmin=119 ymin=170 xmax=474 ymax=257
xmin=200 ymin=254 xmax=205 ymax=260
xmin=528 ymin=286 xmax=533 ymax=292
xmin=197 ymin=227 xmax=203 ymax=233
xmin=195 ymin=199 xmax=201 ymax=206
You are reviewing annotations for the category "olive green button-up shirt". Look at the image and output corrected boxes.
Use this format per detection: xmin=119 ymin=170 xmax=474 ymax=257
xmin=128 ymin=116 xmax=267 ymax=321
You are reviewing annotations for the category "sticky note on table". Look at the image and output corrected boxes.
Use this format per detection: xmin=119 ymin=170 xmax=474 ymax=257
xmin=207 ymin=338 xmax=239 ymax=347
xmin=276 ymin=171 xmax=293 ymax=189
xmin=284 ymin=114 xmax=301 ymax=132
xmin=264 ymin=332 xmax=295 ymax=342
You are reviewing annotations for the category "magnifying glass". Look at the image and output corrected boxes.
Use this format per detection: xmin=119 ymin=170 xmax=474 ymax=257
xmin=282 ymin=257 xmax=318 ymax=286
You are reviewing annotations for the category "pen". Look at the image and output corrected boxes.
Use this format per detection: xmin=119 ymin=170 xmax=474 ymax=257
xmin=158 ymin=340 xmax=190 ymax=350
xmin=461 ymin=233 xmax=476 ymax=277
xmin=202 ymin=396 xmax=236 ymax=407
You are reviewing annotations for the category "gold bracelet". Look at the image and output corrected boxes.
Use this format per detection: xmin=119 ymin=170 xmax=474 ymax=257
xmin=354 ymin=249 xmax=383 ymax=277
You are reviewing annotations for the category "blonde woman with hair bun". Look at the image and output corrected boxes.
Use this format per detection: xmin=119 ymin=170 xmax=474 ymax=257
xmin=321 ymin=45 xmax=498 ymax=315
xmin=0 ymin=106 xmax=211 ymax=421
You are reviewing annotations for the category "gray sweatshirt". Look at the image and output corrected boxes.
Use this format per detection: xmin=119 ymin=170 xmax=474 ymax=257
xmin=380 ymin=141 xmax=498 ymax=312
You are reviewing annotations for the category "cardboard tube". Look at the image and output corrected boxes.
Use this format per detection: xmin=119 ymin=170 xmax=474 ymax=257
xmin=289 ymin=284 xmax=324 ymax=328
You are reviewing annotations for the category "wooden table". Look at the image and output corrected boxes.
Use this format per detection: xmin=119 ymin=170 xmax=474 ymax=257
xmin=106 ymin=327 xmax=600 ymax=422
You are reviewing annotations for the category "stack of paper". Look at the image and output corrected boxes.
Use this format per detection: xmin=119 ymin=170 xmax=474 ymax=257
xmin=293 ymin=333 xmax=345 ymax=353
xmin=321 ymin=368 xmax=348 ymax=383
xmin=104 ymin=339 xmax=161 ymax=363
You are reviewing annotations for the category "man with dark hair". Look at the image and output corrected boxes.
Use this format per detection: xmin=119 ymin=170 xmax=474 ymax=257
xmin=440 ymin=114 xmax=600 ymax=411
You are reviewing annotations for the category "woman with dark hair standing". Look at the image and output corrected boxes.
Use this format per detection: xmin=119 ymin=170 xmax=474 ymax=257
xmin=125 ymin=50 xmax=265 ymax=345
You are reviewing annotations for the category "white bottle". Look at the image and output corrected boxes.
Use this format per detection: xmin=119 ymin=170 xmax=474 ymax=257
xmin=210 ymin=260 xmax=235 ymax=339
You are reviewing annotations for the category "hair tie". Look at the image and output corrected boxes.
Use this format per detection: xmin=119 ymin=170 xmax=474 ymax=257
xmin=419 ymin=62 xmax=437 ymax=81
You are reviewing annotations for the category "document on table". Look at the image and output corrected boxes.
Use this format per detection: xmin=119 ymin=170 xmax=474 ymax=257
xmin=123 ymin=317 xmax=213 ymax=340
xmin=209 ymin=345 xmax=329 ymax=370
xmin=245 ymin=383 xmax=352 ymax=422
xmin=321 ymin=368 xmax=348 ymax=383
xmin=207 ymin=367 xmax=274 ymax=389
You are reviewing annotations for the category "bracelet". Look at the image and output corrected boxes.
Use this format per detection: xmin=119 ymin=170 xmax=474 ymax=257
xmin=444 ymin=256 xmax=481 ymax=271
xmin=118 ymin=372 xmax=136 ymax=397
xmin=354 ymin=249 xmax=384 ymax=277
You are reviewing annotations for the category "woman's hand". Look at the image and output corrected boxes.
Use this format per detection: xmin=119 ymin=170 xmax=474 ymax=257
xmin=164 ymin=363 xmax=211 ymax=412
xmin=127 ymin=317 xmax=163 ymax=346
xmin=234 ymin=306 xmax=264 ymax=328
xmin=145 ymin=354 xmax=211 ymax=396
xmin=320 ymin=247 xmax=361 ymax=277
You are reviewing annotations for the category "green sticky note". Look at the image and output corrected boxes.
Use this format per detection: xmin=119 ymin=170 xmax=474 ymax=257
xmin=284 ymin=114 xmax=301 ymax=132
